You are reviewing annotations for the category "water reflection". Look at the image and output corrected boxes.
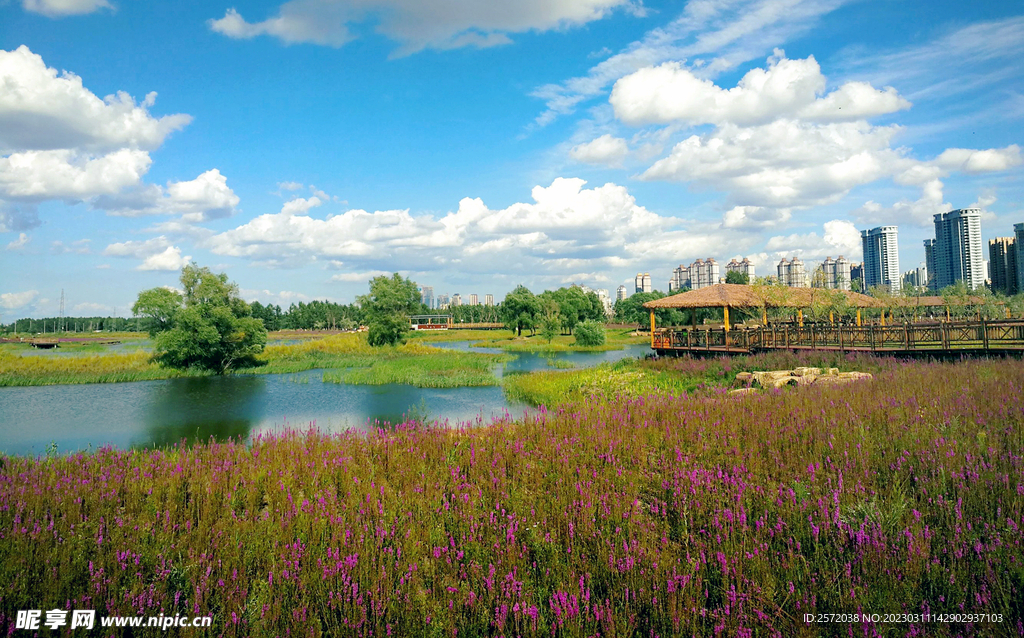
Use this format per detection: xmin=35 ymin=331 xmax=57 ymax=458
xmin=136 ymin=375 xmax=266 ymax=448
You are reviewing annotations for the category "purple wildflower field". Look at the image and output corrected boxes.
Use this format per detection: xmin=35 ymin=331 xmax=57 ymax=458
xmin=1 ymin=358 xmax=1022 ymax=636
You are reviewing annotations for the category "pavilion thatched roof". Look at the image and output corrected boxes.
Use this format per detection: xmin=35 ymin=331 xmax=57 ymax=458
xmin=641 ymin=284 xmax=882 ymax=310
xmin=888 ymin=295 xmax=993 ymax=307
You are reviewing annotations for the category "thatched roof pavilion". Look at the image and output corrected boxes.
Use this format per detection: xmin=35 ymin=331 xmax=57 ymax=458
xmin=640 ymin=283 xmax=882 ymax=334
xmin=641 ymin=284 xmax=881 ymax=310
xmin=889 ymin=295 xmax=990 ymax=308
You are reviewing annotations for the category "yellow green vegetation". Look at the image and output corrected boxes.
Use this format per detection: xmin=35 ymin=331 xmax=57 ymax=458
xmin=503 ymin=359 xmax=688 ymax=407
xmin=0 ymin=333 xmax=509 ymax=388
xmin=461 ymin=328 xmax=646 ymax=352
xmin=0 ymin=349 xmax=194 ymax=386
xmin=504 ymin=350 xmax=895 ymax=408
xmin=323 ymin=351 xmax=508 ymax=388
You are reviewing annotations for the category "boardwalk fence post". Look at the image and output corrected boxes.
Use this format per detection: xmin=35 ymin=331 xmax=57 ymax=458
xmin=982 ymin=320 xmax=989 ymax=350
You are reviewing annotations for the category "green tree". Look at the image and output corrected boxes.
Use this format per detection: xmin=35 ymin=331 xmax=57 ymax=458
xmin=539 ymin=297 xmax=561 ymax=343
xmin=357 ymin=273 xmax=421 ymax=346
xmin=725 ymin=270 xmax=750 ymax=285
xmin=132 ymin=287 xmax=183 ymax=337
xmin=501 ymin=285 xmax=541 ymax=336
xmin=574 ymin=319 xmax=606 ymax=346
xmin=142 ymin=263 xmax=267 ymax=373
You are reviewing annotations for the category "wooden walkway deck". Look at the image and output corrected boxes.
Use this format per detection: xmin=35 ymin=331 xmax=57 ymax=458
xmin=652 ymin=320 xmax=1024 ymax=356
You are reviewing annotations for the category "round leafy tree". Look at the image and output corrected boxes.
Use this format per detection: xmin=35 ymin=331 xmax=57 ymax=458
xmin=358 ymin=273 xmax=421 ymax=347
xmin=133 ymin=263 xmax=267 ymax=373
xmin=573 ymin=319 xmax=606 ymax=346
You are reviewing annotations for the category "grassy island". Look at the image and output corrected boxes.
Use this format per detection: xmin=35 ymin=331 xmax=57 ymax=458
xmin=0 ymin=333 xmax=511 ymax=388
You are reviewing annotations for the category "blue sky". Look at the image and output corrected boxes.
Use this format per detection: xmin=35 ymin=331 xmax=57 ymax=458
xmin=1 ymin=0 xmax=1022 ymax=318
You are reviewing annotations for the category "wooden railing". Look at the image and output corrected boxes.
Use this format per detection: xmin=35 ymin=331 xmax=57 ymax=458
xmin=652 ymin=320 xmax=1024 ymax=354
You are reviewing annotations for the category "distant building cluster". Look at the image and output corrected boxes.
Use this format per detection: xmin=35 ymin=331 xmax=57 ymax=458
xmin=902 ymin=265 xmax=928 ymax=292
xmin=668 ymin=258 xmax=722 ymax=292
xmin=577 ymin=284 xmax=614 ymax=316
xmin=419 ymin=285 xmax=493 ymax=310
xmin=423 ymin=209 xmax=1023 ymax=313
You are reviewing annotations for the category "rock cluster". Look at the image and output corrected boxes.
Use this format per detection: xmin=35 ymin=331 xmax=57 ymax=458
xmin=733 ymin=367 xmax=872 ymax=392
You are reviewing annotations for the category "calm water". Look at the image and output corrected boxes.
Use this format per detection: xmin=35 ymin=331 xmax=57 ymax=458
xmin=0 ymin=345 xmax=649 ymax=456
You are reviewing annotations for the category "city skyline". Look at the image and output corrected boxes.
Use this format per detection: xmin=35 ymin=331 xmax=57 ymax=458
xmin=2 ymin=2 xmax=1023 ymax=318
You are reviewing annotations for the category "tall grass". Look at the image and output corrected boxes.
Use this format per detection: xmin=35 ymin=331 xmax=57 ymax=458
xmin=0 ymin=349 xmax=189 ymax=386
xmin=1 ymin=359 xmax=1021 ymax=635
xmin=322 ymin=351 xmax=506 ymax=388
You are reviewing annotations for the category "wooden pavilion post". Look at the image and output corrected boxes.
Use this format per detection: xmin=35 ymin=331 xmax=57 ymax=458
xmin=856 ymin=309 xmax=862 ymax=326
xmin=829 ymin=311 xmax=834 ymax=325
xmin=649 ymin=310 xmax=656 ymax=349
xmin=723 ymin=306 xmax=730 ymax=333
xmin=797 ymin=309 xmax=803 ymax=327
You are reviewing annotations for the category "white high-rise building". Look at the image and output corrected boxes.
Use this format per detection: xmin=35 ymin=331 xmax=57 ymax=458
xmin=469 ymin=294 xmax=479 ymax=306
xmin=451 ymin=293 xmax=462 ymax=307
xmin=634 ymin=273 xmax=652 ymax=293
xmin=815 ymin=256 xmax=852 ymax=290
xmin=931 ymin=209 xmax=984 ymax=290
xmin=725 ymin=258 xmax=755 ymax=281
xmin=669 ymin=264 xmax=690 ymax=292
xmin=777 ymin=257 xmax=807 ymax=287
xmin=861 ymin=226 xmax=900 ymax=292
xmin=484 ymin=294 xmax=494 ymax=306
xmin=616 ymin=285 xmax=628 ymax=302
xmin=420 ymin=285 xmax=434 ymax=309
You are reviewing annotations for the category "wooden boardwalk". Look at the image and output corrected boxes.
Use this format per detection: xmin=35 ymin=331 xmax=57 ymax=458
xmin=652 ymin=320 xmax=1024 ymax=356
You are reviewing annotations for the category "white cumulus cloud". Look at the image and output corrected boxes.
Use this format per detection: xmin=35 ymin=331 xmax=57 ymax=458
xmin=209 ymin=0 xmax=638 ymax=54
xmin=103 ymin=236 xmax=191 ymax=271
xmin=138 ymin=246 xmax=191 ymax=271
xmin=606 ymin=51 xmax=1020 ymax=228
xmin=610 ymin=52 xmax=909 ymax=127
xmin=0 ymin=46 xmax=235 ymax=229
xmin=206 ymin=178 xmax=669 ymax=280
xmin=92 ymin=169 xmax=240 ymax=220
xmin=0 ymin=46 xmax=190 ymax=155
xmin=21 ymin=0 xmax=112 ymax=17
xmin=5 ymin=232 xmax=30 ymax=251
xmin=1 ymin=290 xmax=39 ymax=310
xmin=569 ymin=134 xmax=629 ymax=166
